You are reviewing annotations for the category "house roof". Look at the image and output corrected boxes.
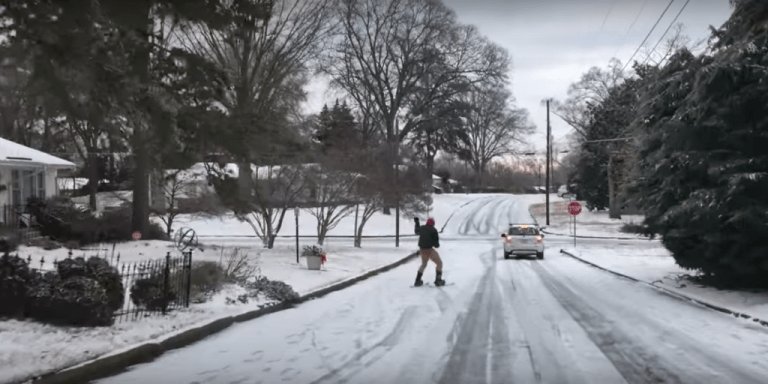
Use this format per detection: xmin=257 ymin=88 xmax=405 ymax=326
xmin=0 ymin=138 xmax=77 ymax=168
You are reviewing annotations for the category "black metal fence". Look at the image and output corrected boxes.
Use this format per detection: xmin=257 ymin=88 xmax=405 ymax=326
xmin=113 ymin=251 xmax=193 ymax=323
xmin=6 ymin=248 xmax=193 ymax=323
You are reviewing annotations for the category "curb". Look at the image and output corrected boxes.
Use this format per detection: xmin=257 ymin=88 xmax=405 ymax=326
xmin=558 ymin=249 xmax=768 ymax=329
xmin=29 ymin=251 xmax=420 ymax=384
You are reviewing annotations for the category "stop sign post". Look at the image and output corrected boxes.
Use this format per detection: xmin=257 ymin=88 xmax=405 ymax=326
xmin=568 ymin=202 xmax=582 ymax=247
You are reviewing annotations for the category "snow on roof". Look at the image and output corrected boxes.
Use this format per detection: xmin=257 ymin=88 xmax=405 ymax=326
xmin=0 ymin=138 xmax=76 ymax=168
xmin=432 ymin=174 xmax=460 ymax=185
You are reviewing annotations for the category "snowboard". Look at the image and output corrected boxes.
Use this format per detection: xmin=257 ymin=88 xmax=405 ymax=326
xmin=412 ymin=282 xmax=455 ymax=288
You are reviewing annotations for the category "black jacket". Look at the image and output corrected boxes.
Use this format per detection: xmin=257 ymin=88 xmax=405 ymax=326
xmin=415 ymin=223 xmax=440 ymax=249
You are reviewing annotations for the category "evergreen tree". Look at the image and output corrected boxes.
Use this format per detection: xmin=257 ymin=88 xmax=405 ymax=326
xmin=316 ymin=101 xmax=360 ymax=155
xmin=629 ymin=0 xmax=768 ymax=286
xmin=571 ymin=65 xmax=652 ymax=211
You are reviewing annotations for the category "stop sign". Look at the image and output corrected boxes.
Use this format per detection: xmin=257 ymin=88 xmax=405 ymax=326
xmin=132 ymin=231 xmax=142 ymax=240
xmin=568 ymin=201 xmax=582 ymax=216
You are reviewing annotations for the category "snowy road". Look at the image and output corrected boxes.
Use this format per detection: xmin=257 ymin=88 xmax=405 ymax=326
xmin=98 ymin=195 xmax=768 ymax=384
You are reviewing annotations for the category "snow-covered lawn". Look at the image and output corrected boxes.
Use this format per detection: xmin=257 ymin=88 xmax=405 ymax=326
xmin=529 ymin=196 xmax=768 ymax=324
xmin=529 ymin=196 xmax=645 ymax=238
xmin=0 ymin=192 xmax=492 ymax=384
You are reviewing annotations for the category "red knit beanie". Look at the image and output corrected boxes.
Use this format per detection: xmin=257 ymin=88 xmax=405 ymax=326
xmin=426 ymin=218 xmax=435 ymax=226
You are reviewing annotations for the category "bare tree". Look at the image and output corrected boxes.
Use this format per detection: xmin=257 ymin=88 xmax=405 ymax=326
xmin=204 ymin=163 xmax=307 ymax=248
xmin=173 ymin=0 xmax=334 ymax=202
xmin=325 ymin=0 xmax=509 ymax=206
xmin=640 ymin=23 xmax=707 ymax=67
xmin=152 ymin=166 xmax=224 ymax=237
xmin=304 ymin=164 xmax=359 ymax=245
xmin=548 ymin=58 xmax=625 ymax=139
xmin=458 ymin=82 xmax=534 ymax=186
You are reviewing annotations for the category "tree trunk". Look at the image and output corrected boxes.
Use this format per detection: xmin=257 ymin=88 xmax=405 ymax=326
xmin=238 ymin=161 xmax=253 ymax=207
xmin=132 ymin=127 xmax=150 ymax=235
xmin=166 ymin=214 xmax=174 ymax=237
xmin=42 ymin=111 xmax=51 ymax=153
xmin=88 ymin=152 xmax=99 ymax=212
xmin=608 ymin=155 xmax=622 ymax=219
xmin=355 ymin=216 xmax=371 ymax=247
xmin=122 ymin=0 xmax=153 ymax=236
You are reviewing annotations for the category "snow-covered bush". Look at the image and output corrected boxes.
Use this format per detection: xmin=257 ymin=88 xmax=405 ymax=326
xmin=25 ymin=257 xmax=123 ymax=326
xmin=245 ymin=276 xmax=300 ymax=303
xmin=129 ymin=274 xmax=177 ymax=311
xmin=26 ymin=273 xmax=114 ymax=326
xmin=0 ymin=254 xmax=35 ymax=317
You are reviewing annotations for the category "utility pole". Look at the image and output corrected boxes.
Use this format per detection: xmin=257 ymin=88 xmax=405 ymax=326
xmin=582 ymin=137 xmax=636 ymax=219
xmin=546 ymin=100 xmax=551 ymax=226
xmin=395 ymin=121 xmax=400 ymax=248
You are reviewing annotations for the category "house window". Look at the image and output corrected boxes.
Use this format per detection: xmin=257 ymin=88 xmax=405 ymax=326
xmin=37 ymin=171 xmax=45 ymax=198
xmin=11 ymin=170 xmax=20 ymax=207
xmin=10 ymin=169 xmax=46 ymax=208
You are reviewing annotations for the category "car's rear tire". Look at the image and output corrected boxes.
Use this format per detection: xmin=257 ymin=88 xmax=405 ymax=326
xmin=537 ymin=252 xmax=544 ymax=259
xmin=503 ymin=252 xmax=510 ymax=259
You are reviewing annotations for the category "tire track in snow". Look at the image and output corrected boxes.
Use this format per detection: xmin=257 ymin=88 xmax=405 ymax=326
xmin=530 ymin=261 xmax=686 ymax=384
xmin=533 ymin=255 xmax=768 ymax=383
xmin=308 ymin=306 xmax=420 ymax=384
xmin=438 ymin=251 xmax=515 ymax=384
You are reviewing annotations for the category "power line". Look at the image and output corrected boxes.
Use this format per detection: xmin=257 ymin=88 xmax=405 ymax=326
xmin=641 ymin=0 xmax=691 ymax=66
xmin=600 ymin=0 xmax=617 ymax=32
xmin=621 ymin=0 xmax=677 ymax=73
xmin=626 ymin=0 xmax=650 ymax=34
xmin=612 ymin=0 xmax=650 ymax=60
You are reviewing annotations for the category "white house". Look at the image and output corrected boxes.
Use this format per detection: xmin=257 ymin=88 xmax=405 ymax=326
xmin=432 ymin=174 xmax=460 ymax=194
xmin=0 ymin=138 xmax=77 ymax=226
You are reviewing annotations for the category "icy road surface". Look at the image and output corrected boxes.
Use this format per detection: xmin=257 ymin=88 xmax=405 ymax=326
xmin=99 ymin=195 xmax=768 ymax=384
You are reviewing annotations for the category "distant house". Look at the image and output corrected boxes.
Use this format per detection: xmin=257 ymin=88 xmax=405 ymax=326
xmin=0 ymin=138 xmax=76 ymax=229
xmin=432 ymin=174 xmax=460 ymax=194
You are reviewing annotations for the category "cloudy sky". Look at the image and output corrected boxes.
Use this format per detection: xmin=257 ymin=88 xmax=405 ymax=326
xmin=304 ymin=0 xmax=733 ymax=156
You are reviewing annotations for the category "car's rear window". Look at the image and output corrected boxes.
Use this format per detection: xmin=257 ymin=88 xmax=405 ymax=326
xmin=509 ymin=226 xmax=539 ymax=236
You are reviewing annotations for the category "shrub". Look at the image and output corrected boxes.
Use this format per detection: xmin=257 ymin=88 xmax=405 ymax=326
xmin=0 ymin=254 xmax=35 ymax=317
xmin=129 ymin=274 xmax=178 ymax=311
xmin=26 ymin=273 xmax=115 ymax=326
xmin=24 ymin=256 xmax=124 ymax=326
xmin=85 ymin=257 xmax=125 ymax=312
xmin=245 ymin=276 xmax=300 ymax=303
xmin=620 ymin=222 xmax=647 ymax=235
xmin=0 ymin=226 xmax=20 ymax=253
xmin=67 ymin=208 xmax=169 ymax=245
xmin=189 ymin=261 xmax=225 ymax=295
xmin=26 ymin=196 xmax=85 ymax=240
xmin=219 ymin=247 xmax=258 ymax=282
xmin=146 ymin=221 xmax=170 ymax=241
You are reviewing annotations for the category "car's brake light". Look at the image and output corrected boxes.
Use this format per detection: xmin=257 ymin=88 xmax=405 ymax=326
xmin=536 ymin=235 xmax=543 ymax=242
xmin=504 ymin=236 xmax=512 ymax=244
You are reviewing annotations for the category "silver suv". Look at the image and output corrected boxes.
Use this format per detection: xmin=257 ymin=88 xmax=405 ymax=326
xmin=501 ymin=224 xmax=545 ymax=259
